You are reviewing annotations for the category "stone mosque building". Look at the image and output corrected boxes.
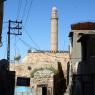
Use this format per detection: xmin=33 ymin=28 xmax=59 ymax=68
xmin=10 ymin=7 xmax=69 ymax=95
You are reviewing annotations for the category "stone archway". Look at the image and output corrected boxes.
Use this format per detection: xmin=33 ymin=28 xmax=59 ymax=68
xmin=32 ymin=69 xmax=54 ymax=95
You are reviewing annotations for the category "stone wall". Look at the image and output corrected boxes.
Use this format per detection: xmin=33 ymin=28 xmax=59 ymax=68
xmin=10 ymin=51 xmax=69 ymax=95
xmin=10 ymin=52 xmax=69 ymax=78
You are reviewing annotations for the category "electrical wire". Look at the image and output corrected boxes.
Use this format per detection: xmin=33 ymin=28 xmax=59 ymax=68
xmin=24 ymin=0 xmax=34 ymax=26
xmin=16 ymin=33 xmax=70 ymax=60
xmin=23 ymin=26 xmax=40 ymax=50
xmin=17 ymin=36 xmax=38 ymax=50
xmin=16 ymin=1 xmax=80 ymax=61
xmin=14 ymin=36 xmax=81 ymax=61
xmin=21 ymin=0 xmax=28 ymax=20
xmin=17 ymin=0 xmax=22 ymax=19
xmin=13 ymin=35 xmax=21 ymax=62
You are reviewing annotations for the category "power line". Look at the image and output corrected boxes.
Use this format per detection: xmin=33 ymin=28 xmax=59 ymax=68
xmin=14 ymin=36 xmax=80 ymax=60
xmin=16 ymin=33 xmax=70 ymax=60
xmin=17 ymin=0 xmax=22 ymax=19
xmin=23 ymin=26 xmax=40 ymax=50
xmin=21 ymin=0 xmax=28 ymax=20
xmin=17 ymin=33 xmax=69 ymax=59
xmin=21 ymin=0 xmax=40 ymax=49
xmin=24 ymin=0 xmax=34 ymax=26
xmin=17 ymin=37 xmax=38 ymax=50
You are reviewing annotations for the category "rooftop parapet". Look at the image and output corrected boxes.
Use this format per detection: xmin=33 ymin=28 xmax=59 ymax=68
xmin=71 ymin=22 xmax=95 ymax=30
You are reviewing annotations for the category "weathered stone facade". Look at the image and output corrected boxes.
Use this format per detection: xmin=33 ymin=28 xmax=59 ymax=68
xmin=66 ymin=22 xmax=95 ymax=95
xmin=10 ymin=51 xmax=69 ymax=77
xmin=10 ymin=51 xmax=69 ymax=95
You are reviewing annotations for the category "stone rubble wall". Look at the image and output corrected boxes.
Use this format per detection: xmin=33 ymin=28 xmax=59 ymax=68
xmin=10 ymin=52 xmax=69 ymax=78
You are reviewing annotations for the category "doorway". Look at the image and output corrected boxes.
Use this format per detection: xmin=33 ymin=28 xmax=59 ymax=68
xmin=42 ymin=86 xmax=47 ymax=95
xmin=37 ymin=84 xmax=47 ymax=95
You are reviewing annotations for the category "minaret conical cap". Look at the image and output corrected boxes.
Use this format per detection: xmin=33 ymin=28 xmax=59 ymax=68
xmin=52 ymin=6 xmax=57 ymax=12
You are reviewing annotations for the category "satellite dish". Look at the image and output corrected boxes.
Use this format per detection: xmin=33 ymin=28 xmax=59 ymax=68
xmin=14 ymin=54 xmax=21 ymax=61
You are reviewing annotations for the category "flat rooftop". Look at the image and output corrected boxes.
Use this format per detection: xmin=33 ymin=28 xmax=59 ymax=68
xmin=71 ymin=22 xmax=95 ymax=30
xmin=28 ymin=50 xmax=69 ymax=53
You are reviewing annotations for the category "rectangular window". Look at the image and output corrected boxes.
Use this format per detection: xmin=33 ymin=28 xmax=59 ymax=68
xmin=16 ymin=77 xmax=30 ymax=86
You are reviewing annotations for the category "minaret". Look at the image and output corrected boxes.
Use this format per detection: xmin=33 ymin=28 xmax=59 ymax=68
xmin=51 ymin=6 xmax=58 ymax=53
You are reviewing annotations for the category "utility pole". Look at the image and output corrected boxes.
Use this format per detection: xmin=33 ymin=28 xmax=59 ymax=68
xmin=7 ymin=20 xmax=22 ymax=65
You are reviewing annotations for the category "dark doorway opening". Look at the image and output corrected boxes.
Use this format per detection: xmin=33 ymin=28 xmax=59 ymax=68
xmin=42 ymin=86 xmax=47 ymax=95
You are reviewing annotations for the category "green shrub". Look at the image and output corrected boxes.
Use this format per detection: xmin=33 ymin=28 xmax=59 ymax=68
xmin=30 ymin=67 xmax=58 ymax=78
